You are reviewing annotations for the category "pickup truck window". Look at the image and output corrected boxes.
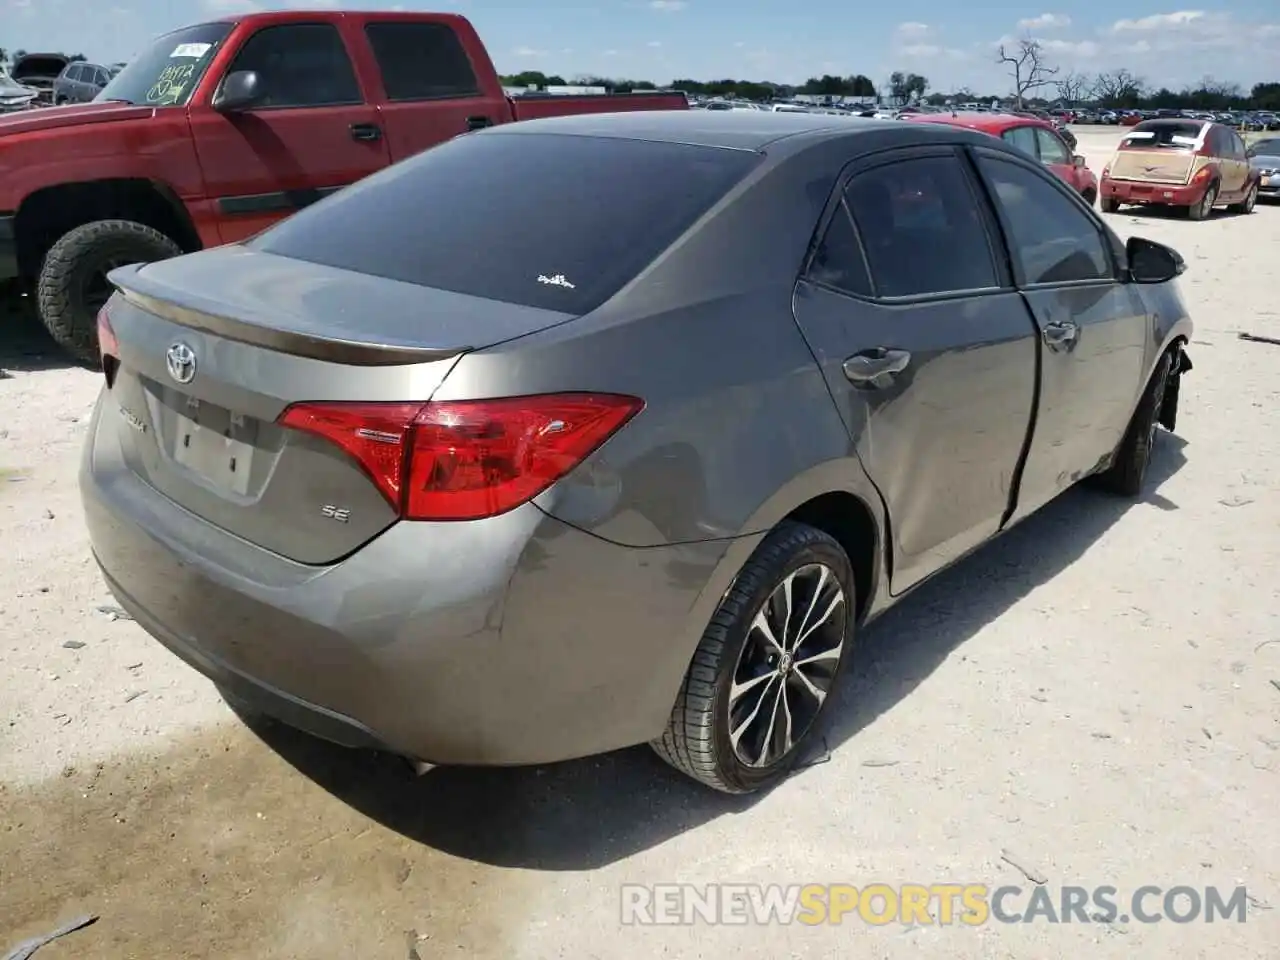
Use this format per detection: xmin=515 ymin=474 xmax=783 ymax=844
xmin=365 ymin=22 xmax=480 ymax=100
xmin=99 ymin=21 xmax=231 ymax=106
xmin=226 ymin=23 xmax=362 ymax=108
xmin=249 ymin=131 xmax=760 ymax=314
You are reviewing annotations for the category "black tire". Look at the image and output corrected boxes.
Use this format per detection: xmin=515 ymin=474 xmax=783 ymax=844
xmin=36 ymin=219 xmax=182 ymax=365
xmin=1100 ymin=196 xmax=1120 ymax=214
xmin=1081 ymin=188 xmax=1097 ymax=207
xmin=651 ymin=521 xmax=856 ymax=794
xmin=1227 ymin=182 xmax=1258 ymax=215
xmin=1187 ymin=183 xmax=1218 ymax=221
xmin=1094 ymin=351 xmax=1173 ymax=497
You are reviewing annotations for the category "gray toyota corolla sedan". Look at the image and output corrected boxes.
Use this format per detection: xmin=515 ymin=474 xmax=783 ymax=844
xmin=82 ymin=111 xmax=1194 ymax=794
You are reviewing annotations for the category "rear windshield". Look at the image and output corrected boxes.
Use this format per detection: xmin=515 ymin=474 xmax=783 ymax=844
xmin=1120 ymin=121 xmax=1204 ymax=149
xmin=249 ymin=132 xmax=760 ymax=314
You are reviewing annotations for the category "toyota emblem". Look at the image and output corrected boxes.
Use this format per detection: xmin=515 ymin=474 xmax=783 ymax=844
xmin=166 ymin=342 xmax=197 ymax=384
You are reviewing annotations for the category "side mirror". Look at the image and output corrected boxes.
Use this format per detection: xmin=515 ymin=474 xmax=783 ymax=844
xmin=1072 ymin=154 xmax=1086 ymax=168
xmin=1246 ymin=147 xmax=1256 ymax=158
xmin=212 ymin=70 xmax=262 ymax=113
xmin=1127 ymin=236 xmax=1185 ymax=284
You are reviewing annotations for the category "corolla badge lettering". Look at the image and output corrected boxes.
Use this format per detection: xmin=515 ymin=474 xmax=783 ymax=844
xmin=537 ymin=274 xmax=576 ymax=289
xmin=166 ymin=342 xmax=197 ymax=384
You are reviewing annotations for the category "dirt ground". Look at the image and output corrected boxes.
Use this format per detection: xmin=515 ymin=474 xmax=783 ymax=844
xmin=2 ymin=127 xmax=1278 ymax=959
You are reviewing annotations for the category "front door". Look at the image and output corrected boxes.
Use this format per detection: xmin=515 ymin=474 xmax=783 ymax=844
xmin=189 ymin=21 xmax=391 ymax=244
xmin=790 ymin=146 xmax=1040 ymax=593
xmin=970 ymin=147 xmax=1149 ymax=520
xmin=1034 ymin=125 xmax=1087 ymax=193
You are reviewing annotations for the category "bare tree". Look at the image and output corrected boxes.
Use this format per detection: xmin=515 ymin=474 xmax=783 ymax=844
xmin=997 ymin=37 xmax=1060 ymax=107
xmin=1055 ymin=71 xmax=1090 ymax=107
xmin=1091 ymin=68 xmax=1144 ymax=107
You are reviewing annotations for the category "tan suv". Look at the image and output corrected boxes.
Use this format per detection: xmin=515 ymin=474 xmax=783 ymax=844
xmin=1099 ymin=119 xmax=1260 ymax=219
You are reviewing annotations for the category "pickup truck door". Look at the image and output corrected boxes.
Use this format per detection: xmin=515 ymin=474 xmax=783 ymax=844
xmin=789 ymin=146 xmax=1040 ymax=594
xmin=353 ymin=18 xmax=512 ymax=163
xmin=189 ymin=21 xmax=391 ymax=245
xmin=970 ymin=148 xmax=1149 ymax=523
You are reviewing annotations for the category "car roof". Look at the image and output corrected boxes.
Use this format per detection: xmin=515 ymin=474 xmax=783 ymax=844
xmin=906 ymin=111 xmax=1048 ymax=134
xmin=475 ymin=108 xmax=977 ymax=153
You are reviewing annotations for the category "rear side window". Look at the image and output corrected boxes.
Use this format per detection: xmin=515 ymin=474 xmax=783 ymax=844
xmin=977 ymin=155 xmax=1112 ymax=285
xmin=843 ymin=155 xmax=999 ymax=298
xmin=807 ymin=201 xmax=872 ymax=297
xmin=250 ymin=132 xmax=759 ymax=314
xmin=365 ymin=22 xmax=480 ymax=100
xmin=226 ymin=23 xmax=361 ymax=108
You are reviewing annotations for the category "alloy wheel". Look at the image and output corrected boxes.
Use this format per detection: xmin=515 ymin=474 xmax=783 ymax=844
xmin=727 ymin=563 xmax=847 ymax=768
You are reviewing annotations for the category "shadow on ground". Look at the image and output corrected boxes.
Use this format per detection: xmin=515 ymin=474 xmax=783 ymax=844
xmin=0 ymin=288 xmax=80 ymax=375
xmin=244 ymin=435 xmax=1188 ymax=870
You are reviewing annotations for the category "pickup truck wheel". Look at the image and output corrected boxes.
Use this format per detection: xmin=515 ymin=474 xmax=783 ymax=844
xmin=651 ymin=521 xmax=855 ymax=794
xmin=1094 ymin=351 xmax=1173 ymax=497
xmin=37 ymin=219 xmax=182 ymax=365
xmin=1100 ymin=196 xmax=1120 ymax=213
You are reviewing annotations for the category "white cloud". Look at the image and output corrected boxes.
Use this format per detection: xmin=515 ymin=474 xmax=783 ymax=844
xmin=200 ymin=0 xmax=259 ymax=12
xmin=1017 ymin=13 xmax=1070 ymax=30
xmin=513 ymin=45 xmax=546 ymax=58
xmin=1039 ymin=37 xmax=1100 ymax=57
xmin=647 ymin=40 xmax=662 ymax=47
xmin=649 ymin=0 xmax=686 ymax=9
xmin=1110 ymin=10 xmax=1204 ymax=31
xmin=895 ymin=22 xmax=931 ymax=38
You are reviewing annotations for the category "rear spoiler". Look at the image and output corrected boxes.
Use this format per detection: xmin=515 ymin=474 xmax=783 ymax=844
xmin=108 ymin=263 xmax=466 ymax=367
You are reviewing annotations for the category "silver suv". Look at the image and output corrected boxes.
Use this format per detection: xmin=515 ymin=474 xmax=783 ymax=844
xmin=52 ymin=61 xmax=120 ymax=105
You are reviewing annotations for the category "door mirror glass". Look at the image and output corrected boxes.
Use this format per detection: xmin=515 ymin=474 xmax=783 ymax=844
xmin=1072 ymin=154 xmax=1086 ymax=168
xmin=213 ymin=70 xmax=262 ymax=112
xmin=1126 ymin=236 xmax=1185 ymax=284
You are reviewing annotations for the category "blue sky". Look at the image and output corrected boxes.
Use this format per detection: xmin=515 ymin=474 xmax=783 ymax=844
xmin=4 ymin=0 xmax=1278 ymax=92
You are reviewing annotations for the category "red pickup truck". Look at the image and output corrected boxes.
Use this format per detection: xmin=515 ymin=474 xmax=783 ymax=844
xmin=0 ymin=11 xmax=688 ymax=362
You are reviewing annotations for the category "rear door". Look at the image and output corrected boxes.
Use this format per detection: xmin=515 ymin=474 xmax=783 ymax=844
xmin=356 ymin=18 xmax=510 ymax=162
xmin=188 ymin=21 xmax=391 ymax=244
xmin=970 ymin=147 xmax=1149 ymax=521
xmin=1221 ymin=127 xmax=1251 ymax=198
xmin=790 ymin=146 xmax=1040 ymax=593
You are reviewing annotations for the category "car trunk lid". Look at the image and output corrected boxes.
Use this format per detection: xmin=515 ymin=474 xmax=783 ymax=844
xmin=101 ymin=246 xmax=574 ymax=564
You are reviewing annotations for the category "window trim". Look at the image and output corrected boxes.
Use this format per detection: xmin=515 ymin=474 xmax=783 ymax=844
xmin=216 ymin=21 xmax=366 ymax=112
xmin=817 ymin=145 xmax=1011 ymax=303
xmin=363 ymin=21 xmax=483 ymax=103
xmin=968 ymin=145 xmax=1121 ymax=291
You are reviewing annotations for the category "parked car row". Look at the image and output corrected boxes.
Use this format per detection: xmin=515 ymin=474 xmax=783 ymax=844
xmin=1073 ymin=107 xmax=1280 ymax=130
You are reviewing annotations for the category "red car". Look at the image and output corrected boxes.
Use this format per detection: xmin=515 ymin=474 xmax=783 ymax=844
xmin=904 ymin=111 xmax=1098 ymax=204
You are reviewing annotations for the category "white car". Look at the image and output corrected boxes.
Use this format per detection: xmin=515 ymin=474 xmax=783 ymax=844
xmin=0 ymin=69 xmax=39 ymax=113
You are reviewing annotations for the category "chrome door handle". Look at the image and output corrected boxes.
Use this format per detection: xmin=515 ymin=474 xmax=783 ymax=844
xmin=843 ymin=348 xmax=912 ymax=387
xmin=1042 ymin=320 xmax=1079 ymax=349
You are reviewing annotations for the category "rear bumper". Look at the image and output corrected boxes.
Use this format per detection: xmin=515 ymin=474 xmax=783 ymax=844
xmin=1102 ymin=178 xmax=1204 ymax=205
xmin=0 ymin=215 xmax=18 ymax=283
xmin=80 ymin=389 xmax=733 ymax=766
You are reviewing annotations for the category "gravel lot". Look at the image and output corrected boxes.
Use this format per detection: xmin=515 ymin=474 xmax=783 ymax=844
xmin=2 ymin=126 xmax=1278 ymax=959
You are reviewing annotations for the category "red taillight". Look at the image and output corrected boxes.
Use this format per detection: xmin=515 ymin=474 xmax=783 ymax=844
xmin=277 ymin=393 xmax=644 ymax=521
xmin=97 ymin=306 xmax=120 ymax=386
